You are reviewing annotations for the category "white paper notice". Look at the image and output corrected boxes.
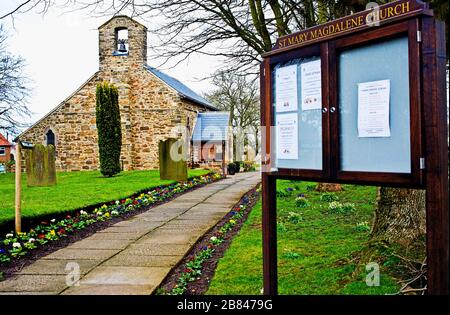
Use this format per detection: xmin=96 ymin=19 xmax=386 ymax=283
xmin=301 ymin=59 xmax=322 ymax=111
xmin=357 ymin=79 xmax=391 ymax=138
xmin=275 ymin=65 xmax=298 ymax=112
xmin=276 ymin=113 xmax=298 ymax=160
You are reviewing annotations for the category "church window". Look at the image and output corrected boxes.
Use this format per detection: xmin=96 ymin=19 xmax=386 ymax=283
xmin=46 ymin=129 xmax=56 ymax=148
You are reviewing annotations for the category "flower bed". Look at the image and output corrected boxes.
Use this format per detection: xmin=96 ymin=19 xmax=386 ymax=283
xmin=156 ymin=184 xmax=261 ymax=295
xmin=0 ymin=173 xmax=223 ymax=266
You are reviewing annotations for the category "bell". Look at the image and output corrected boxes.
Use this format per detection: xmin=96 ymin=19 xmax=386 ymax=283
xmin=118 ymin=41 xmax=127 ymax=53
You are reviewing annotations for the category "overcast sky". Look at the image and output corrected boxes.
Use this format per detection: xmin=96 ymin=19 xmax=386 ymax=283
xmin=0 ymin=1 xmax=219 ymax=137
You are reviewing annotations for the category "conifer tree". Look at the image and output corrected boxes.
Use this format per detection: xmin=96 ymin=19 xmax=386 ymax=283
xmin=95 ymin=82 xmax=122 ymax=177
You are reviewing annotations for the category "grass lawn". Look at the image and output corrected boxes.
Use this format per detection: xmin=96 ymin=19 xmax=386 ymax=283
xmin=0 ymin=169 xmax=209 ymax=225
xmin=207 ymin=180 xmax=400 ymax=295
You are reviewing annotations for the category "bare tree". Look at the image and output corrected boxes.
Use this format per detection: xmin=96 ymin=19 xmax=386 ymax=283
xmin=0 ymin=0 xmax=364 ymax=75
xmin=205 ymin=71 xmax=260 ymax=161
xmin=0 ymin=24 xmax=30 ymax=135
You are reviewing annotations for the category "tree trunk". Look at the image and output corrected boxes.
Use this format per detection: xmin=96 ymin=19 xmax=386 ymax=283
xmin=315 ymin=183 xmax=342 ymax=192
xmin=371 ymin=187 xmax=426 ymax=246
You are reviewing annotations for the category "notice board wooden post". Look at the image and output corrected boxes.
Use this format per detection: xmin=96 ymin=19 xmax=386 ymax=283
xmin=262 ymin=173 xmax=277 ymax=295
xmin=422 ymin=16 xmax=448 ymax=295
xmin=260 ymin=0 xmax=448 ymax=295
xmin=260 ymin=59 xmax=278 ymax=295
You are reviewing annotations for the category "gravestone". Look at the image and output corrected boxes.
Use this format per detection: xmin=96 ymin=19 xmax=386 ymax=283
xmin=159 ymin=138 xmax=187 ymax=181
xmin=25 ymin=144 xmax=57 ymax=186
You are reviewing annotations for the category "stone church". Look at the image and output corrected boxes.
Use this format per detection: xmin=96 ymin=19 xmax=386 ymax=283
xmin=16 ymin=16 xmax=218 ymax=171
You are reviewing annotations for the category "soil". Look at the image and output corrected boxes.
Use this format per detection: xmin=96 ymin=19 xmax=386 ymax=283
xmin=156 ymin=184 xmax=261 ymax=295
xmin=0 ymin=175 xmax=223 ymax=280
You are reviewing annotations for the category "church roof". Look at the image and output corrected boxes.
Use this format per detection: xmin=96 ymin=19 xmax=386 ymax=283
xmin=146 ymin=66 xmax=217 ymax=111
xmin=192 ymin=112 xmax=230 ymax=142
xmin=0 ymin=133 xmax=12 ymax=146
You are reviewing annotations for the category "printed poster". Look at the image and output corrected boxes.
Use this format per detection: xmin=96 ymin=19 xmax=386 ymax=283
xmin=276 ymin=113 xmax=298 ymax=160
xmin=301 ymin=59 xmax=322 ymax=111
xmin=275 ymin=65 xmax=298 ymax=112
xmin=357 ymin=79 xmax=391 ymax=138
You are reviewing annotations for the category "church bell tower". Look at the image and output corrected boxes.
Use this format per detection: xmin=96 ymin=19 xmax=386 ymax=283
xmin=98 ymin=16 xmax=147 ymax=72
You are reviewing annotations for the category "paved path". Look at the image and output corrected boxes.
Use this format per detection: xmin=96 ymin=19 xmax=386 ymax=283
xmin=0 ymin=172 xmax=260 ymax=295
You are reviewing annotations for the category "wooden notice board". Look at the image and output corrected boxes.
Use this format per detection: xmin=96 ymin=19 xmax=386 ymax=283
xmin=260 ymin=0 xmax=448 ymax=295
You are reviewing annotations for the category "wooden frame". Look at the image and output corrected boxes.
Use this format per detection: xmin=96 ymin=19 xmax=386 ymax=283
xmin=260 ymin=0 xmax=448 ymax=295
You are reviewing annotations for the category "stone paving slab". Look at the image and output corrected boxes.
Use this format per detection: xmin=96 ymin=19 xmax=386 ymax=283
xmin=102 ymin=254 xmax=180 ymax=268
xmin=174 ymin=194 xmax=211 ymax=200
xmin=79 ymin=266 xmax=169 ymax=286
xmin=125 ymin=243 xmax=192 ymax=256
xmin=0 ymin=172 xmax=260 ymax=295
xmin=158 ymin=201 xmax=200 ymax=210
xmin=144 ymin=205 xmax=188 ymax=211
xmin=0 ymin=275 xmax=68 ymax=292
xmin=0 ymin=291 xmax=58 ymax=295
xmin=84 ymin=232 xmax=142 ymax=241
xmin=162 ymin=220 xmax=212 ymax=228
xmin=61 ymin=284 xmax=154 ymax=295
xmin=132 ymin=212 xmax=179 ymax=221
xmin=183 ymin=211 xmax=230 ymax=220
xmin=176 ymin=213 xmax=225 ymax=221
xmin=17 ymin=259 xmax=101 ymax=275
xmin=156 ymin=226 xmax=211 ymax=236
xmin=44 ymin=249 xmax=120 ymax=261
xmin=188 ymin=203 xmax=232 ymax=212
xmin=169 ymin=218 xmax=216 ymax=226
xmin=171 ymin=217 xmax=217 ymax=223
xmin=112 ymin=220 xmax=165 ymax=228
xmin=66 ymin=239 xmax=131 ymax=250
xmin=203 ymin=194 xmax=244 ymax=204
xmin=136 ymin=231 xmax=199 ymax=244
xmin=97 ymin=226 xmax=150 ymax=235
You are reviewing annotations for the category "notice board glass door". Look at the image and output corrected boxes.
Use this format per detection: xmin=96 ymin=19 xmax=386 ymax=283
xmin=338 ymin=36 xmax=411 ymax=173
xmin=330 ymin=20 xmax=422 ymax=185
xmin=271 ymin=56 xmax=323 ymax=171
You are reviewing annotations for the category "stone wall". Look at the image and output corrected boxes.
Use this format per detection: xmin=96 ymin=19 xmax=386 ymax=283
xmin=19 ymin=73 xmax=102 ymax=171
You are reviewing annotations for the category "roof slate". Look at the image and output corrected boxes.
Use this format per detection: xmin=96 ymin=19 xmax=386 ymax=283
xmin=192 ymin=112 xmax=230 ymax=142
xmin=146 ymin=66 xmax=217 ymax=110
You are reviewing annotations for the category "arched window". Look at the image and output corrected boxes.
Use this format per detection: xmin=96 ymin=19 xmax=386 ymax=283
xmin=115 ymin=28 xmax=129 ymax=54
xmin=46 ymin=129 xmax=55 ymax=148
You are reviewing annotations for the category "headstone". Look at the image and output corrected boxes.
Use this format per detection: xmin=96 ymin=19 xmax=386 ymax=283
xmin=159 ymin=138 xmax=187 ymax=181
xmin=25 ymin=144 xmax=57 ymax=186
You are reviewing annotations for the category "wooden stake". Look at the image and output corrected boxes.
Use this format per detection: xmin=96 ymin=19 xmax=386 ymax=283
xmin=15 ymin=143 xmax=21 ymax=234
xmin=222 ymin=140 xmax=226 ymax=176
